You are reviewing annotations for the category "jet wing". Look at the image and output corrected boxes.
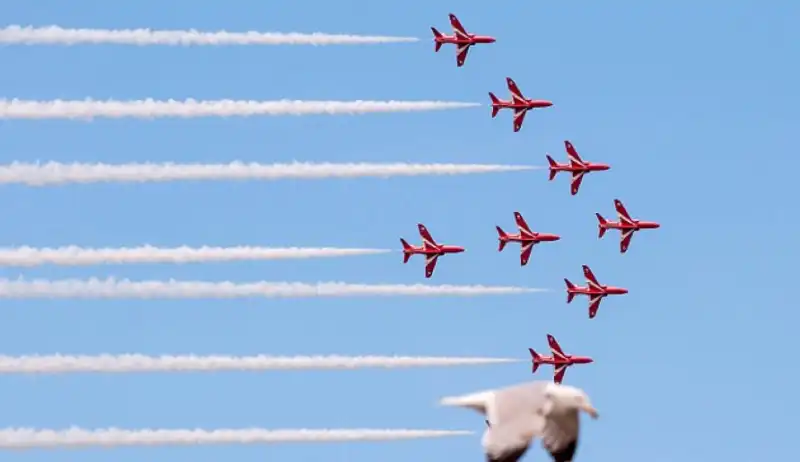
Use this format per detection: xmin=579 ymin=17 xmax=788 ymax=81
xmin=456 ymin=44 xmax=470 ymax=67
xmin=418 ymin=223 xmax=438 ymax=250
xmin=424 ymin=254 xmax=439 ymax=278
xmin=588 ymin=294 xmax=602 ymax=319
xmin=570 ymin=171 xmax=585 ymax=195
xmin=514 ymin=212 xmax=535 ymax=237
xmin=513 ymin=108 xmax=528 ymax=132
xmin=565 ymin=141 xmax=586 ymax=166
xmin=547 ymin=334 xmax=567 ymax=360
xmin=520 ymin=242 xmax=533 ymax=266
xmin=583 ymin=265 xmax=602 ymax=290
xmin=553 ymin=364 xmax=567 ymax=384
xmin=620 ymin=229 xmax=634 ymax=254
xmin=614 ymin=199 xmax=635 ymax=224
xmin=449 ymin=14 xmax=470 ymax=39
xmin=506 ymin=77 xmax=527 ymax=104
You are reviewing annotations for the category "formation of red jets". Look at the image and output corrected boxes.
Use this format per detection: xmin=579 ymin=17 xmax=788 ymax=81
xmin=418 ymin=14 xmax=662 ymax=384
xmin=431 ymin=14 xmax=552 ymax=132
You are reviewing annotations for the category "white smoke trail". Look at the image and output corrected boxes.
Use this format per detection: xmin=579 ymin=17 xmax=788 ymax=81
xmin=0 ymin=246 xmax=391 ymax=267
xmin=0 ymin=354 xmax=523 ymax=374
xmin=0 ymin=427 xmax=471 ymax=449
xmin=0 ymin=99 xmax=481 ymax=120
xmin=0 ymin=277 xmax=544 ymax=299
xmin=0 ymin=161 xmax=538 ymax=186
xmin=0 ymin=25 xmax=420 ymax=46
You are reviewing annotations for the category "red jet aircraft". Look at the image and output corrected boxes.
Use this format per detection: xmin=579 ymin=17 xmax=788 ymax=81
xmin=400 ymin=224 xmax=465 ymax=278
xmin=489 ymin=77 xmax=553 ymax=132
xmin=431 ymin=14 xmax=495 ymax=67
xmin=529 ymin=334 xmax=594 ymax=384
xmin=496 ymin=211 xmax=560 ymax=266
xmin=546 ymin=140 xmax=610 ymax=195
xmin=597 ymin=199 xmax=660 ymax=254
xmin=565 ymin=265 xmax=628 ymax=319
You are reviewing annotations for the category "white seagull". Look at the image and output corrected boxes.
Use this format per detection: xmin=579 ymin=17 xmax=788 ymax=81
xmin=439 ymin=381 xmax=598 ymax=462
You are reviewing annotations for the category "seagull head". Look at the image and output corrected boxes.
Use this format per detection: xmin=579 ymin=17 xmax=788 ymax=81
xmin=546 ymin=383 xmax=599 ymax=419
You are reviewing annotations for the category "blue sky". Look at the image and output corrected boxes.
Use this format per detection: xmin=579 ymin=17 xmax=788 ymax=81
xmin=0 ymin=0 xmax=798 ymax=461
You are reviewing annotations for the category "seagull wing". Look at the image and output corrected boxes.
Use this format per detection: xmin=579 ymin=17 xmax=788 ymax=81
xmin=541 ymin=408 xmax=580 ymax=462
xmin=483 ymin=383 xmax=550 ymax=462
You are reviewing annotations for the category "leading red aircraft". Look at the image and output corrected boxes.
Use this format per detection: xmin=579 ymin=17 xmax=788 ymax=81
xmin=546 ymin=140 xmax=610 ymax=195
xmin=565 ymin=265 xmax=628 ymax=319
xmin=489 ymin=77 xmax=553 ymax=132
xmin=431 ymin=14 xmax=495 ymax=67
xmin=400 ymin=224 xmax=465 ymax=278
xmin=496 ymin=211 xmax=560 ymax=266
xmin=529 ymin=334 xmax=594 ymax=384
xmin=597 ymin=199 xmax=660 ymax=253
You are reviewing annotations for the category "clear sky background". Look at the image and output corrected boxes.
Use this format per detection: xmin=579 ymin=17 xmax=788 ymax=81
xmin=0 ymin=1 xmax=798 ymax=461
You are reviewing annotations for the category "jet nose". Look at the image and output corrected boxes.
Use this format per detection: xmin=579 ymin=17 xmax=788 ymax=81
xmin=552 ymin=235 xmax=561 ymax=241
xmin=653 ymin=223 xmax=661 ymax=229
xmin=488 ymin=38 xmax=496 ymax=43
xmin=543 ymin=100 xmax=554 ymax=107
xmin=621 ymin=288 xmax=629 ymax=294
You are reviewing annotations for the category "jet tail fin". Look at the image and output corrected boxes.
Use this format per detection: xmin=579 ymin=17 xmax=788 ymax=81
xmin=489 ymin=92 xmax=501 ymax=117
xmin=495 ymin=226 xmax=508 ymax=251
xmin=431 ymin=27 xmax=443 ymax=52
xmin=546 ymin=154 xmax=558 ymax=181
xmin=564 ymin=279 xmax=576 ymax=303
xmin=528 ymin=348 xmax=541 ymax=373
xmin=595 ymin=213 xmax=607 ymax=238
xmin=400 ymin=238 xmax=412 ymax=263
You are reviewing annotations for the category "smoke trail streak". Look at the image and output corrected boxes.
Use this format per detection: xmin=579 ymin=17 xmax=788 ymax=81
xmin=0 ymin=25 xmax=420 ymax=46
xmin=0 ymin=427 xmax=471 ymax=449
xmin=0 ymin=161 xmax=538 ymax=186
xmin=0 ymin=354 xmax=523 ymax=374
xmin=0 ymin=99 xmax=481 ymax=120
xmin=0 ymin=277 xmax=544 ymax=299
xmin=0 ymin=246 xmax=391 ymax=267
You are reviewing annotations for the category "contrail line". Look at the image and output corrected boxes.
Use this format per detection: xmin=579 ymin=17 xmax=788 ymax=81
xmin=0 ymin=354 xmax=523 ymax=374
xmin=0 ymin=161 xmax=539 ymax=186
xmin=0 ymin=427 xmax=472 ymax=449
xmin=0 ymin=25 xmax=420 ymax=46
xmin=0 ymin=246 xmax=391 ymax=266
xmin=0 ymin=99 xmax=481 ymax=120
xmin=0 ymin=277 xmax=545 ymax=299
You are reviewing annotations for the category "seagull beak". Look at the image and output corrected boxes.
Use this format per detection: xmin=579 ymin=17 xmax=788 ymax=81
xmin=582 ymin=404 xmax=599 ymax=419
